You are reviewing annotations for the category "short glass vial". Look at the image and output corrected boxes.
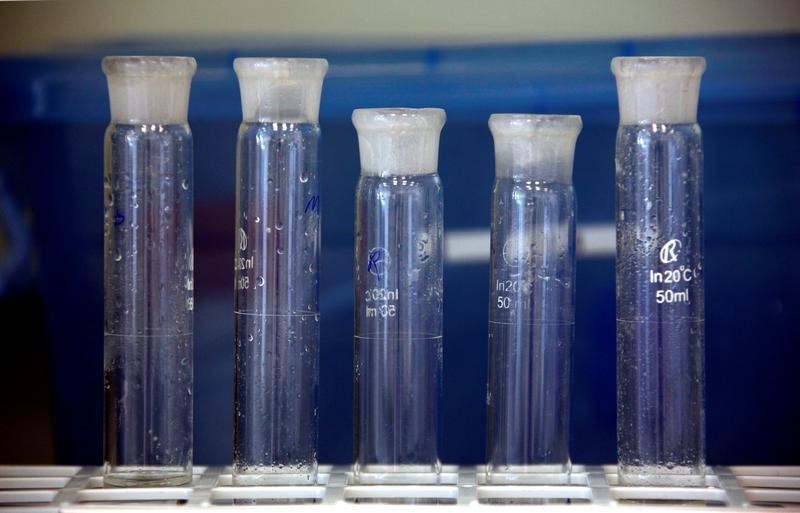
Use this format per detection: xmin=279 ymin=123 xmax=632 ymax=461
xmin=352 ymin=108 xmax=446 ymax=484
xmin=485 ymin=114 xmax=581 ymax=483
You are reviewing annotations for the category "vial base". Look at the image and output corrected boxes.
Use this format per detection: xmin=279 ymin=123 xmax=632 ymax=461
xmin=354 ymin=335 xmax=442 ymax=484
xmin=618 ymin=464 xmax=706 ymax=487
xmin=351 ymin=464 xmax=443 ymax=485
xmin=232 ymin=313 xmax=319 ymax=486
xmin=103 ymin=467 xmax=191 ymax=487
xmin=231 ymin=468 xmax=318 ymax=486
xmin=486 ymin=464 xmax=572 ymax=485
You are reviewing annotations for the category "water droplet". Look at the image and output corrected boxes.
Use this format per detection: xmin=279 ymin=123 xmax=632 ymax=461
xmin=256 ymin=276 xmax=265 ymax=287
xmin=299 ymin=174 xmax=309 ymax=183
xmin=277 ymin=248 xmax=285 ymax=255
xmin=247 ymin=334 xmax=254 ymax=342
xmin=254 ymin=216 xmax=260 ymax=223
xmin=114 ymin=250 xmax=122 ymax=262
xmin=181 ymin=179 xmax=189 ymax=190
xmin=275 ymin=222 xmax=284 ymax=231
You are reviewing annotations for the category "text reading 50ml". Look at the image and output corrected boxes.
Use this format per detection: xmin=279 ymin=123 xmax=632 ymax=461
xmin=364 ymin=287 xmax=400 ymax=319
xmin=649 ymin=265 xmax=695 ymax=304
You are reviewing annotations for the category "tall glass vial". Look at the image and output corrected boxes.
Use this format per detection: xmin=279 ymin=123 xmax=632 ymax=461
xmin=102 ymin=56 xmax=196 ymax=487
xmin=352 ymin=108 xmax=445 ymax=482
xmin=232 ymin=58 xmax=328 ymax=485
xmin=612 ymin=57 xmax=706 ymax=486
xmin=486 ymin=115 xmax=581 ymax=483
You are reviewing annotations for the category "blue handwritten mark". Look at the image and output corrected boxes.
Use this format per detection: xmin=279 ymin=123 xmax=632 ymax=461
xmin=304 ymin=195 xmax=320 ymax=214
xmin=368 ymin=248 xmax=385 ymax=279
xmin=114 ymin=209 xmax=125 ymax=226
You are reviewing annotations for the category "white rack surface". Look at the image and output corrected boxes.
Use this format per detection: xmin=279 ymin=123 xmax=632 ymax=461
xmin=1 ymin=465 xmax=798 ymax=511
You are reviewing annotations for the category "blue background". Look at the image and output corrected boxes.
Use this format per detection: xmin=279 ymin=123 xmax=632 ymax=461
xmin=0 ymin=35 xmax=798 ymax=466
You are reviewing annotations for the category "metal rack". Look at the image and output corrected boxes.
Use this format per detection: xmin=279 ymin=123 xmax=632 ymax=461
xmin=1 ymin=465 xmax=798 ymax=511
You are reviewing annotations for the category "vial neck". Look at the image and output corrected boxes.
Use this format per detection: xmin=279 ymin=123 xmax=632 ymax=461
xmin=360 ymin=168 xmax=438 ymax=178
xmin=495 ymin=163 xmax=572 ymax=183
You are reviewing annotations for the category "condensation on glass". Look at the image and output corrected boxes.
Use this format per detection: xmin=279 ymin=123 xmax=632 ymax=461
xmin=352 ymin=108 xmax=446 ymax=484
xmin=232 ymin=58 xmax=328 ymax=486
xmin=485 ymin=114 xmax=581 ymax=484
xmin=612 ymin=56 xmax=707 ymax=486
xmin=102 ymin=56 xmax=196 ymax=487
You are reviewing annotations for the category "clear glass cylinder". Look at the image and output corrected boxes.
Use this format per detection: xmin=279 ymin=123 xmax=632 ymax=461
xmin=352 ymin=108 xmax=445 ymax=483
xmin=102 ymin=56 xmax=196 ymax=487
xmin=612 ymin=57 xmax=706 ymax=486
xmin=232 ymin=58 xmax=327 ymax=485
xmin=485 ymin=115 xmax=581 ymax=483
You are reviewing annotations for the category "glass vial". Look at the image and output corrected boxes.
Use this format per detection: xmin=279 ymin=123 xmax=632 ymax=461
xmin=485 ymin=115 xmax=581 ymax=483
xmin=352 ymin=108 xmax=446 ymax=483
xmin=102 ymin=56 xmax=196 ymax=487
xmin=612 ymin=57 xmax=706 ymax=486
xmin=232 ymin=58 xmax=328 ymax=485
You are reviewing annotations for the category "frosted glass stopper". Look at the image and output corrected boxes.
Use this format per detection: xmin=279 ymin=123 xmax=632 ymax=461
xmin=611 ymin=56 xmax=706 ymax=125
xmin=352 ymin=108 xmax=446 ymax=176
xmin=102 ymin=56 xmax=196 ymax=124
xmin=489 ymin=114 xmax=582 ymax=181
xmin=234 ymin=58 xmax=328 ymax=123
